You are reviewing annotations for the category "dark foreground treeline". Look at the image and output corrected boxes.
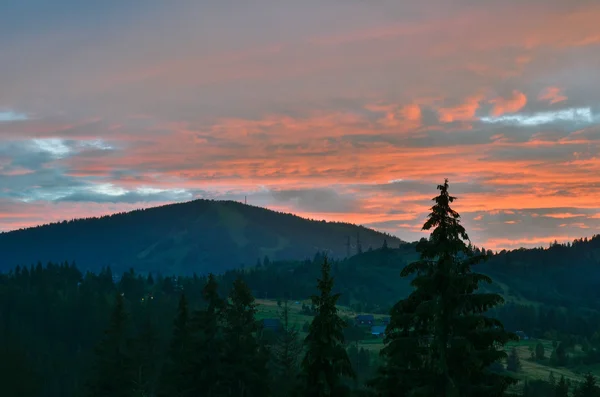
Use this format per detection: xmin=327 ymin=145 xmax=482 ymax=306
xmin=1 ymin=257 xmax=382 ymax=397
xmin=2 ymin=180 xmax=600 ymax=397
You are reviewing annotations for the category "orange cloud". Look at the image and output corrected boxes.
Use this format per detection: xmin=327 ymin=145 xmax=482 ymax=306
xmin=400 ymin=104 xmax=422 ymax=123
xmin=542 ymin=213 xmax=586 ymax=219
xmin=571 ymin=222 xmax=590 ymax=229
xmin=55 ymin=116 xmax=600 ymax=210
xmin=489 ymin=90 xmax=528 ymax=116
xmin=538 ymin=87 xmax=568 ymax=104
xmin=438 ymin=95 xmax=484 ymax=123
xmin=365 ymin=102 xmax=423 ymax=128
xmin=483 ymin=235 xmax=580 ymax=251
xmin=3 ymin=1 xmax=600 ymax=252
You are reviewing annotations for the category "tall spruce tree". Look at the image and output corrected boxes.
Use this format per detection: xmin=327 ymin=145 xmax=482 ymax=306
xmin=372 ymin=179 xmax=517 ymax=397
xmin=85 ymin=292 xmax=135 ymax=397
xmin=506 ymin=347 xmax=521 ymax=372
xmin=157 ymin=293 xmax=191 ymax=397
xmin=368 ymin=288 xmax=430 ymax=396
xmin=271 ymin=298 xmax=303 ymax=397
xmin=0 ymin=344 xmax=41 ymax=397
xmin=575 ymin=373 xmax=600 ymax=397
xmin=132 ymin=316 xmax=160 ymax=396
xmin=222 ymin=277 xmax=270 ymax=397
xmin=187 ymin=274 xmax=227 ymax=397
xmin=535 ymin=342 xmax=545 ymax=361
xmin=555 ymin=342 xmax=569 ymax=366
xmin=300 ymin=256 xmax=355 ymax=397
xmin=555 ymin=375 xmax=569 ymax=397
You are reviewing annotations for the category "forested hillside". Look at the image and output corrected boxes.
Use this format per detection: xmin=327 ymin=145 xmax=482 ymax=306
xmin=224 ymin=235 xmax=600 ymax=321
xmin=4 ymin=182 xmax=600 ymax=397
xmin=0 ymin=199 xmax=402 ymax=275
xmin=483 ymin=236 xmax=600 ymax=309
xmin=4 ymin=255 xmax=599 ymax=397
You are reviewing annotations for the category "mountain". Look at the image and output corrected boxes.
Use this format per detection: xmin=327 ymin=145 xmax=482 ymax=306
xmin=0 ymin=199 xmax=403 ymax=275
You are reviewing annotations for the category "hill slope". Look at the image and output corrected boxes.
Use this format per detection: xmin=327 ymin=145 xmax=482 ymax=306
xmin=227 ymin=236 xmax=600 ymax=315
xmin=0 ymin=199 xmax=403 ymax=275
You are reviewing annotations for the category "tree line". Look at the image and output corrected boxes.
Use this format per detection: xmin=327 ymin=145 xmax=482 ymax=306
xmin=3 ymin=180 xmax=600 ymax=396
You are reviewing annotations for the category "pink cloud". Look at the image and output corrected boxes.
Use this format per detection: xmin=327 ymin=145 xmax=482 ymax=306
xmin=400 ymin=104 xmax=422 ymax=123
xmin=2 ymin=0 xmax=600 ymax=251
xmin=483 ymin=235 xmax=580 ymax=251
xmin=538 ymin=87 xmax=568 ymax=104
xmin=365 ymin=102 xmax=422 ymax=127
xmin=489 ymin=90 xmax=527 ymax=116
xmin=438 ymin=95 xmax=484 ymax=123
xmin=542 ymin=213 xmax=586 ymax=219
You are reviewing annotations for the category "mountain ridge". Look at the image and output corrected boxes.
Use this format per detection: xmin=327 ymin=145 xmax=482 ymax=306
xmin=0 ymin=198 xmax=404 ymax=275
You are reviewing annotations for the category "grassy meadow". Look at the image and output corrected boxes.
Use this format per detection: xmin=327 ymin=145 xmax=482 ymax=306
xmin=255 ymin=298 xmax=600 ymax=391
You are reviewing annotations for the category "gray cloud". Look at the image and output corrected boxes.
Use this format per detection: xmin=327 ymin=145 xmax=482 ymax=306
xmin=269 ymin=187 xmax=361 ymax=213
xmin=0 ymin=169 xmax=89 ymax=201
xmin=478 ymin=143 xmax=590 ymax=163
xmin=463 ymin=208 xmax=600 ymax=244
xmin=58 ymin=189 xmax=196 ymax=204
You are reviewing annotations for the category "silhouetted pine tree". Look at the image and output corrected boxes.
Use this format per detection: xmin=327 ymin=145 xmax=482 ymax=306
xmin=85 ymin=292 xmax=134 ymax=397
xmin=535 ymin=342 xmax=545 ymax=361
xmin=0 ymin=344 xmax=41 ymax=397
xmin=372 ymin=179 xmax=517 ymax=397
xmin=132 ymin=316 xmax=160 ymax=397
xmin=300 ymin=256 xmax=355 ymax=397
xmin=271 ymin=299 xmax=303 ymax=397
xmin=188 ymin=274 xmax=227 ymax=397
xmin=222 ymin=277 xmax=270 ymax=397
xmin=157 ymin=293 xmax=191 ymax=397
xmin=555 ymin=375 xmax=569 ymax=397
xmin=556 ymin=342 xmax=569 ymax=366
xmin=575 ymin=373 xmax=600 ymax=397
xmin=521 ymin=380 xmax=555 ymax=397
xmin=368 ymin=289 xmax=430 ymax=397
xmin=506 ymin=347 xmax=521 ymax=372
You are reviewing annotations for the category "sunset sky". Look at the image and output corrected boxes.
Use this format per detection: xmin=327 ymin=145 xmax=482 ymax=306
xmin=1 ymin=0 xmax=600 ymax=250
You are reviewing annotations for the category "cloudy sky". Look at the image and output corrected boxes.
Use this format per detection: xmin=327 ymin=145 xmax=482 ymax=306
xmin=1 ymin=0 xmax=600 ymax=250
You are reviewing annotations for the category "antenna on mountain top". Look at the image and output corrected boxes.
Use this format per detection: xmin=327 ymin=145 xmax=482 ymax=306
xmin=244 ymin=196 xmax=247 ymax=205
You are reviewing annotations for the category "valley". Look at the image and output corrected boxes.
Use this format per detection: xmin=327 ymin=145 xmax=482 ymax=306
xmin=255 ymin=298 xmax=600 ymax=388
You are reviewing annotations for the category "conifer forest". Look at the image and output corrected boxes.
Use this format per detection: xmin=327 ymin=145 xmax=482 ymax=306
xmin=4 ymin=181 xmax=600 ymax=397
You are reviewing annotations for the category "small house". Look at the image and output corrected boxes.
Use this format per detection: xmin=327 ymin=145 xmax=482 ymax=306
xmin=355 ymin=314 xmax=375 ymax=326
xmin=371 ymin=325 xmax=386 ymax=337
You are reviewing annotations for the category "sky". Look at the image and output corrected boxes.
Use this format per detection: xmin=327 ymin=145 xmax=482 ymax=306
xmin=1 ymin=0 xmax=600 ymax=251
